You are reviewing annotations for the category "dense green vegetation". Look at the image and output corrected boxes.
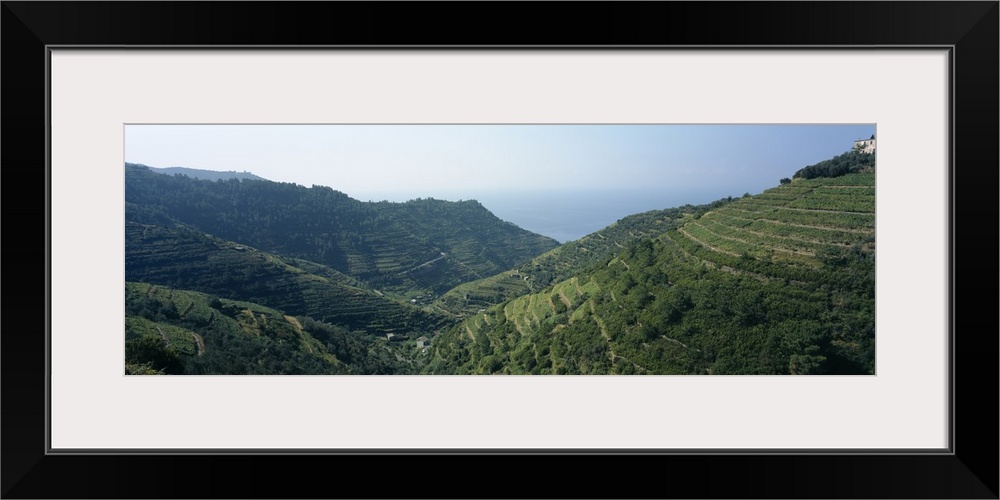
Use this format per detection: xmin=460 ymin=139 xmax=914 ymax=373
xmin=125 ymin=163 xmax=561 ymax=374
xmin=792 ymin=150 xmax=875 ymax=180
xmin=125 ymin=282 xmax=414 ymax=374
xmin=140 ymin=163 xmax=268 ymax=182
xmin=126 ymin=152 xmax=875 ymax=375
xmin=125 ymin=220 xmax=451 ymax=335
xmin=424 ymin=173 xmax=876 ymax=375
xmin=125 ymin=164 xmax=559 ymax=298
xmin=430 ymin=202 xmax=728 ymax=318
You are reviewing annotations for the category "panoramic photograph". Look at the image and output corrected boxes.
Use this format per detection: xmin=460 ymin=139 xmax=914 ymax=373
xmin=124 ymin=124 xmax=876 ymax=375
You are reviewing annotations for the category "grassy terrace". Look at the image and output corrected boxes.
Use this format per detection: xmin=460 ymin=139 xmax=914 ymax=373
xmin=669 ymin=172 xmax=875 ymax=283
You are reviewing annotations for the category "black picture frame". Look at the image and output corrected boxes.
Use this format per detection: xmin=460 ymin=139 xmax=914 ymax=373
xmin=3 ymin=2 xmax=997 ymax=498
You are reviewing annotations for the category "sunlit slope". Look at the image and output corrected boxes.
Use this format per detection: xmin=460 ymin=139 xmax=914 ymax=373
xmin=125 ymin=282 xmax=410 ymax=374
xmin=425 ymin=173 xmax=875 ymax=375
xmin=431 ymin=205 xmax=705 ymax=318
xmin=673 ymin=173 xmax=875 ymax=271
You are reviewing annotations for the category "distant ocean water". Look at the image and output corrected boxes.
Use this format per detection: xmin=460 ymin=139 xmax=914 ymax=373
xmin=470 ymin=189 xmax=733 ymax=243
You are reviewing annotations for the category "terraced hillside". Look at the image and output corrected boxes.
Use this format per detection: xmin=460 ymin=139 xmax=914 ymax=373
xmin=125 ymin=221 xmax=452 ymax=336
xmin=125 ymin=164 xmax=560 ymax=298
xmin=430 ymin=204 xmax=715 ymax=318
xmin=673 ymin=173 xmax=875 ymax=278
xmin=125 ymin=283 xmax=411 ymax=374
xmin=424 ymin=172 xmax=875 ymax=375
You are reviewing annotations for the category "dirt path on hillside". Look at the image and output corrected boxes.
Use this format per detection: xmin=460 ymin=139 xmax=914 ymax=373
xmin=191 ymin=333 xmax=205 ymax=356
xmin=504 ymin=303 xmax=528 ymax=337
xmin=283 ymin=315 xmax=303 ymax=331
xmin=283 ymin=315 xmax=314 ymax=353
xmin=660 ymin=335 xmax=699 ymax=352
xmin=180 ymin=301 xmax=195 ymax=319
xmin=155 ymin=325 xmax=169 ymax=347
xmin=557 ymin=289 xmax=572 ymax=310
xmin=528 ymin=309 xmax=541 ymax=330
xmin=593 ymin=315 xmax=646 ymax=373
xmin=399 ymin=253 xmax=448 ymax=275
xmin=447 ymin=255 xmax=485 ymax=280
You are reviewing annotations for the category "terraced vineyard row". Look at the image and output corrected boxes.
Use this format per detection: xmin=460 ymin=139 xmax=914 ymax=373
xmin=431 ymin=205 xmax=703 ymax=318
xmin=125 ymin=222 xmax=453 ymax=335
xmin=428 ymin=213 xmax=875 ymax=375
xmin=666 ymin=230 xmax=829 ymax=285
xmin=705 ymin=212 xmax=869 ymax=244
xmin=667 ymin=172 xmax=875 ymax=288
xmin=424 ymin=167 xmax=875 ymax=375
xmin=125 ymin=164 xmax=559 ymax=299
xmin=794 ymin=172 xmax=876 ymax=186
xmin=426 ymin=275 xmax=605 ymax=374
xmin=703 ymin=210 xmax=873 ymax=239
xmin=693 ymin=219 xmax=833 ymax=257
xmin=124 ymin=282 xmax=415 ymax=375
xmin=726 ymin=205 xmax=874 ymax=230
xmin=784 ymin=195 xmax=874 ymax=213
xmin=814 ymin=185 xmax=876 ymax=195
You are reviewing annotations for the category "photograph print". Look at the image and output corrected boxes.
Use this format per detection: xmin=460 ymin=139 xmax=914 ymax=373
xmin=124 ymin=124 xmax=876 ymax=375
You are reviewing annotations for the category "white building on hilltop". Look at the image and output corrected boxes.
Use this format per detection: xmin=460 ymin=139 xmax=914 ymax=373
xmin=853 ymin=134 xmax=876 ymax=154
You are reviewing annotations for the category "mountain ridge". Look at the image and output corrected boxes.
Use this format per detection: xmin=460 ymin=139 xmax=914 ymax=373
xmin=125 ymin=163 xmax=560 ymax=299
xmin=129 ymin=162 xmax=270 ymax=182
xmin=124 ymin=154 xmax=875 ymax=375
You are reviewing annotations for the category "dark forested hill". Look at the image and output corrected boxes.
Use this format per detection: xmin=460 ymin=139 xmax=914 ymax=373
xmin=125 ymin=219 xmax=452 ymax=335
xmin=138 ymin=163 xmax=269 ymax=182
xmin=125 ymin=163 xmax=560 ymax=299
xmin=424 ymin=172 xmax=876 ymax=375
xmin=793 ymin=150 xmax=875 ymax=179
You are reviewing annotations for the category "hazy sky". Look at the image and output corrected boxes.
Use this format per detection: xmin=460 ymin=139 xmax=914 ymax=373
xmin=125 ymin=124 xmax=875 ymax=202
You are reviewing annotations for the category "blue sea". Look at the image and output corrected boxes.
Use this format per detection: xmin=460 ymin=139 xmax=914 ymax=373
xmin=469 ymin=188 xmax=734 ymax=243
xmin=360 ymin=187 xmax=744 ymax=244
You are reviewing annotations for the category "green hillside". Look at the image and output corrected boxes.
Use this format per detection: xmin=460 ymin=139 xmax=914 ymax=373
xmin=125 ymin=282 xmax=413 ymax=374
xmin=125 ymin=220 xmax=453 ymax=336
xmin=125 ymin=164 xmax=559 ymax=298
xmin=430 ymin=203 xmax=717 ymax=318
xmin=424 ymin=172 xmax=876 ymax=375
xmin=138 ymin=163 xmax=269 ymax=182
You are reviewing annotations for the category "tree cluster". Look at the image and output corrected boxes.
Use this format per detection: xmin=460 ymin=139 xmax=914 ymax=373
xmin=793 ymin=150 xmax=876 ymax=179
